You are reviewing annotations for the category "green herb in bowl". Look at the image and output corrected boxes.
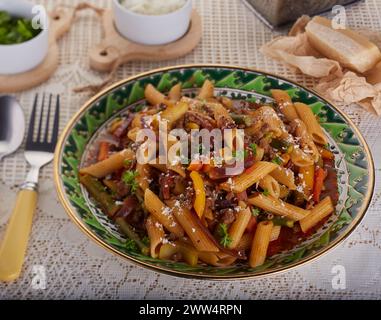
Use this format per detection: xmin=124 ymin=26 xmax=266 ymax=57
xmin=0 ymin=11 xmax=42 ymax=45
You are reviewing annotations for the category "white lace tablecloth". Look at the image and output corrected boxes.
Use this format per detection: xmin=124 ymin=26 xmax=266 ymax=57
xmin=1 ymin=0 xmax=381 ymax=300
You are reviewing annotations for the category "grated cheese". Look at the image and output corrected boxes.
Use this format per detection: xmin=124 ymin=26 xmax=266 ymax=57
xmin=120 ymin=0 xmax=187 ymax=15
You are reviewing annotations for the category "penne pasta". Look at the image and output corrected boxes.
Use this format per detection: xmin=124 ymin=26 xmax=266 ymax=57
xmin=127 ymin=127 xmax=139 ymax=141
xmin=271 ymin=89 xmax=299 ymax=122
xmin=159 ymin=243 xmax=179 ymax=260
xmin=236 ymin=233 xmax=253 ymax=252
xmin=79 ymin=80 xmax=338 ymax=268
xmin=259 ymin=175 xmax=281 ymax=198
xmin=249 ymin=221 xmax=273 ymax=268
xmin=79 ymin=149 xmax=134 ymax=178
xmin=136 ymin=163 xmax=150 ymax=191
xmin=212 ymin=103 xmax=235 ymax=128
xmin=290 ymin=147 xmax=315 ymax=167
xmin=198 ymin=252 xmax=237 ymax=267
xmin=279 ymin=184 xmax=290 ymax=199
xmin=198 ymin=79 xmax=215 ymax=100
xmin=254 ymin=146 xmax=265 ymax=161
xmin=248 ymin=194 xmax=310 ymax=221
xmin=149 ymin=159 xmax=186 ymax=178
xmin=131 ymin=113 xmax=143 ymax=129
xmin=228 ymin=202 xmax=252 ymax=249
xmin=298 ymin=165 xmax=315 ymax=196
xmin=294 ymin=102 xmax=328 ymax=146
xmin=171 ymin=205 xmax=219 ymax=252
xmin=220 ymin=161 xmax=278 ymax=193
xmin=146 ymin=216 xmax=165 ymax=258
xmin=174 ymin=240 xmax=199 ymax=266
xmin=270 ymin=225 xmax=281 ymax=241
xmin=246 ymin=106 xmax=287 ymax=138
xmin=300 ymin=196 xmax=334 ymax=233
xmin=292 ymin=119 xmax=319 ymax=162
xmin=144 ymin=189 xmax=184 ymax=237
xmin=168 ymin=83 xmax=182 ymax=101
xmin=160 ymin=101 xmax=189 ymax=128
xmin=265 ymin=166 xmax=296 ymax=190
xmin=145 ymin=83 xmax=166 ymax=106
xmin=220 ymin=96 xmax=234 ymax=110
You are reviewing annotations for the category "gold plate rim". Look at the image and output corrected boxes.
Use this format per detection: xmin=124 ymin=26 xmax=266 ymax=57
xmin=53 ymin=64 xmax=375 ymax=280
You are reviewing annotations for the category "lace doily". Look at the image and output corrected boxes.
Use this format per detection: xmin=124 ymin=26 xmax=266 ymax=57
xmin=1 ymin=0 xmax=381 ymax=299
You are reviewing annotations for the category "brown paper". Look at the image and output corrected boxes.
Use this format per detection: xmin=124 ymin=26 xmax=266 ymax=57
xmin=315 ymin=72 xmax=381 ymax=115
xmin=288 ymin=15 xmax=311 ymax=36
xmin=260 ymin=33 xmax=342 ymax=78
xmin=261 ymin=17 xmax=381 ymax=116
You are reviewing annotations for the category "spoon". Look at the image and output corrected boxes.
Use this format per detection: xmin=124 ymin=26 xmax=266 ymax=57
xmin=0 ymin=96 xmax=25 ymax=161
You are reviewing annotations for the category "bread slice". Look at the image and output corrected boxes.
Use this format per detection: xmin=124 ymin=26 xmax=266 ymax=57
xmin=305 ymin=16 xmax=381 ymax=74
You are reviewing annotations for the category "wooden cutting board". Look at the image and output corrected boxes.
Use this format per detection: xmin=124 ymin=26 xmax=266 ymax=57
xmin=0 ymin=8 xmax=74 ymax=93
xmin=0 ymin=5 xmax=202 ymax=93
xmin=89 ymin=9 xmax=202 ymax=72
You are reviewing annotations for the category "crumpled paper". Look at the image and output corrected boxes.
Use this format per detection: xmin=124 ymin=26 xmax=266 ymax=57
xmin=316 ymin=72 xmax=381 ymax=115
xmin=260 ymin=33 xmax=342 ymax=78
xmin=261 ymin=16 xmax=381 ymax=116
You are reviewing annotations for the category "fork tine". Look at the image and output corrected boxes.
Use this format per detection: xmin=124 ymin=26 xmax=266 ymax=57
xmin=43 ymin=94 xmax=53 ymax=143
xmin=26 ymin=94 xmax=38 ymax=148
xmin=37 ymin=93 xmax=45 ymax=142
xmin=51 ymin=95 xmax=60 ymax=146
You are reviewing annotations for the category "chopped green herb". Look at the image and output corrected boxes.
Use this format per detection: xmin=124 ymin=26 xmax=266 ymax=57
xmin=230 ymin=114 xmax=252 ymax=127
xmin=122 ymin=170 xmax=139 ymax=193
xmin=262 ymin=189 xmax=270 ymax=196
xmin=251 ymin=207 xmax=261 ymax=217
xmin=270 ymin=139 xmax=293 ymax=153
xmin=272 ymin=156 xmax=283 ymax=165
xmin=272 ymin=216 xmax=294 ymax=228
xmin=0 ymin=11 xmax=42 ymax=45
xmin=142 ymin=236 xmax=150 ymax=246
xmin=232 ymin=149 xmax=248 ymax=160
xmin=123 ymin=159 xmax=133 ymax=167
xmin=217 ymin=223 xmax=232 ymax=247
xmin=125 ymin=238 xmax=139 ymax=252
xmin=249 ymin=143 xmax=257 ymax=156
xmin=134 ymin=104 xmax=145 ymax=113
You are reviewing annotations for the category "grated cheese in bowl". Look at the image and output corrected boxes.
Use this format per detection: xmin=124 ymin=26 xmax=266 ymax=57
xmin=120 ymin=0 xmax=187 ymax=15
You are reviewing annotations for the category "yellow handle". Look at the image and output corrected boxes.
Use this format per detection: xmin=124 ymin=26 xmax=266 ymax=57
xmin=0 ymin=189 xmax=38 ymax=282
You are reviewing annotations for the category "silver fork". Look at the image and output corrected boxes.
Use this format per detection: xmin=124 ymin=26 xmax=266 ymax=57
xmin=0 ymin=94 xmax=60 ymax=282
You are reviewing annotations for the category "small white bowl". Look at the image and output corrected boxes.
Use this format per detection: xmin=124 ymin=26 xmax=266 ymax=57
xmin=0 ymin=0 xmax=49 ymax=75
xmin=112 ymin=0 xmax=193 ymax=46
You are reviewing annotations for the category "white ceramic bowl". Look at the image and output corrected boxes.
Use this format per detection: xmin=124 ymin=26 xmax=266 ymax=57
xmin=0 ymin=0 xmax=49 ymax=75
xmin=112 ymin=0 xmax=193 ymax=45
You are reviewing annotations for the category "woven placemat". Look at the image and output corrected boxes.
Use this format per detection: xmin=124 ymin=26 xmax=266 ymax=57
xmin=1 ymin=0 xmax=381 ymax=299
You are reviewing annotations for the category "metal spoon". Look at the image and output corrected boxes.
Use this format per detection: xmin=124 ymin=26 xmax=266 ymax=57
xmin=0 ymin=96 xmax=25 ymax=161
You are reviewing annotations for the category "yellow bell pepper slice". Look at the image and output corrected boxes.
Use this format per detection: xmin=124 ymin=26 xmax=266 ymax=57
xmin=190 ymin=171 xmax=206 ymax=218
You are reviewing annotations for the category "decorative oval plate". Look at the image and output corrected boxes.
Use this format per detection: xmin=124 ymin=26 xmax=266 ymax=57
xmin=54 ymin=65 xmax=374 ymax=279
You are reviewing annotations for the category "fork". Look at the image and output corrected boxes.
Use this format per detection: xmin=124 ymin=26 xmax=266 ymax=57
xmin=0 ymin=94 xmax=60 ymax=282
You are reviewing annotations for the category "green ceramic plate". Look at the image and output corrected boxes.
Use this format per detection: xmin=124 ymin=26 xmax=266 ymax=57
xmin=54 ymin=65 xmax=375 ymax=279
